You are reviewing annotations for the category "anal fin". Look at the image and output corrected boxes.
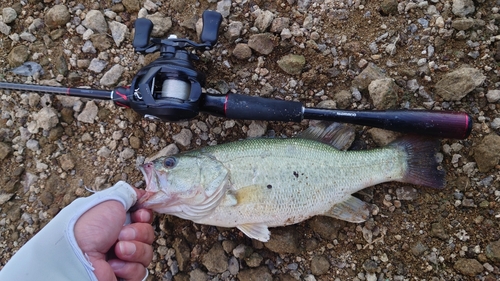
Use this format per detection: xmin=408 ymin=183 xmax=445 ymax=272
xmin=323 ymin=196 xmax=371 ymax=223
xmin=237 ymin=223 xmax=270 ymax=242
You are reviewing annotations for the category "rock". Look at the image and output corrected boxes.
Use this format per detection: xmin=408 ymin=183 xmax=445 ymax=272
xmin=100 ymin=64 xmax=124 ymax=87
xmin=58 ymin=154 xmax=75 ymax=171
xmin=217 ymin=0 xmax=231 ymax=18
xmin=108 ymin=21 xmax=128 ymax=47
xmin=77 ymin=101 xmax=99 ymax=124
xmin=486 ymin=89 xmax=500 ymax=103
xmin=247 ymin=121 xmax=267 ymax=138
xmin=245 ymin=252 xmax=263 ymax=267
xmin=411 ymin=241 xmax=428 ymax=256
xmin=452 ymin=18 xmax=475 ymax=30
xmin=0 ymin=142 xmax=13 ymax=160
xmin=172 ymin=129 xmax=192 ymax=147
xmin=97 ymin=146 xmax=112 ymax=158
xmin=0 ymin=22 xmax=11 ymax=35
xmin=82 ymin=10 xmax=108 ymax=33
xmin=434 ymin=67 xmax=485 ymax=101
xmin=233 ymin=244 xmax=253 ymax=259
xmin=225 ymin=21 xmax=243 ymax=41
xmin=145 ymin=144 xmax=179 ymax=162
xmin=396 ymin=186 xmax=419 ymax=200
xmin=367 ymin=128 xmax=399 ymax=146
xmin=228 ymin=256 xmax=239 ymax=275
xmin=44 ymin=5 xmax=71 ymax=29
xmin=90 ymin=34 xmax=113 ymax=51
xmin=3 ymin=7 xmax=17 ymax=24
xmin=129 ymin=136 xmax=141 ymax=149
xmin=473 ymin=134 xmax=500 ymax=172
xmin=34 ymin=107 xmax=59 ymax=131
xmin=0 ymin=193 xmax=14 ymax=205
xmin=146 ymin=14 xmax=172 ymax=37
xmin=119 ymin=148 xmax=135 ymax=160
xmin=452 ymin=0 xmax=475 ymax=17
xmin=485 ymin=240 xmax=500 ymax=264
xmin=368 ymin=78 xmax=398 ymax=109
xmin=189 ymin=268 xmax=208 ymax=281
xmin=122 ymin=0 xmax=141 ymax=12
xmin=277 ymin=54 xmax=306 ymax=75
xmin=430 ymin=222 xmax=449 ymax=240
xmin=380 ymin=0 xmax=399 ymax=15
xmin=333 ymin=90 xmax=351 ymax=109
xmin=238 ymin=266 xmax=272 ymax=281
xmin=254 ymin=10 xmax=275 ymax=32
xmin=202 ymin=242 xmax=227 ymax=273
xmin=88 ymin=58 xmax=108 ymax=73
xmin=248 ymin=33 xmax=275 ymax=55
xmin=264 ymin=227 xmax=300 ymax=254
xmin=26 ymin=139 xmax=40 ymax=151
xmin=233 ymin=43 xmax=252 ymax=60
xmin=7 ymin=45 xmax=29 ymax=67
xmin=310 ymin=255 xmax=330 ymax=275
xmin=270 ymin=17 xmax=290 ymax=33
xmin=172 ymin=238 xmax=191 ymax=271
xmin=352 ymin=63 xmax=387 ymax=91
xmin=309 ymin=216 xmax=345 ymax=240
xmin=453 ymin=258 xmax=483 ymax=276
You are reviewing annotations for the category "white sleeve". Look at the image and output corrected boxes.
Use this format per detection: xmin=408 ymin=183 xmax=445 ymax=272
xmin=0 ymin=181 xmax=137 ymax=281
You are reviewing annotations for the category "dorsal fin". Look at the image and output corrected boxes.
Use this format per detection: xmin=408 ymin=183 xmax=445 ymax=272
xmin=297 ymin=122 xmax=355 ymax=150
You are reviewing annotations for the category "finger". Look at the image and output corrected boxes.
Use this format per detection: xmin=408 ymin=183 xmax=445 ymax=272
xmin=118 ymin=223 xmax=155 ymax=244
xmin=130 ymin=208 xmax=153 ymax=223
xmin=115 ymin=240 xmax=153 ymax=267
xmin=132 ymin=187 xmax=146 ymax=201
xmin=109 ymin=260 xmax=149 ymax=281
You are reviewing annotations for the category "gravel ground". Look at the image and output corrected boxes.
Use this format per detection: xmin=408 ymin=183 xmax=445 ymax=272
xmin=1 ymin=0 xmax=500 ymax=280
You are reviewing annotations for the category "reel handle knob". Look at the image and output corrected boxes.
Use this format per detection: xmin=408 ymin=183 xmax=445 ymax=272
xmin=133 ymin=18 xmax=153 ymax=51
xmin=200 ymin=10 xmax=222 ymax=47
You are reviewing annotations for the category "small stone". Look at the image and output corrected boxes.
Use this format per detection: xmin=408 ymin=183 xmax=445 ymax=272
xmin=270 ymin=17 xmax=290 ymax=33
xmin=434 ymin=67 xmax=485 ymax=101
xmin=248 ymin=33 xmax=275 ymax=55
xmin=44 ymin=5 xmax=71 ymax=29
xmin=486 ymin=90 xmax=500 ymax=103
xmin=452 ymin=0 xmax=475 ymax=17
xmin=145 ymin=144 xmax=179 ymax=163
xmin=77 ymin=101 xmax=99 ymax=124
xmin=311 ymin=255 xmax=330 ymax=275
xmin=368 ymin=78 xmax=398 ymax=109
xmin=0 ymin=22 xmax=11 ymax=35
xmin=225 ymin=21 xmax=243 ymax=41
xmin=0 ymin=142 xmax=13 ymax=160
xmin=202 ymin=242 xmax=227 ymax=273
xmin=473 ymin=134 xmax=500 ymax=172
xmin=97 ymin=146 xmax=112 ymax=158
xmin=247 ymin=121 xmax=267 ymax=138
xmin=216 ymin=0 xmax=231 ymax=18
xmin=26 ymin=139 xmax=40 ymax=151
xmin=430 ymin=222 xmax=449 ymax=240
xmin=485 ymin=240 xmax=500 ymax=264
xmin=454 ymin=258 xmax=483 ymax=276
xmin=82 ymin=10 xmax=108 ymax=33
xmin=233 ymin=43 xmax=252 ymax=60
xmin=108 ymin=21 xmax=128 ymax=47
xmin=88 ymin=58 xmax=108 ymax=73
xmin=254 ymin=10 xmax=275 ymax=32
xmin=122 ymin=0 xmax=141 ymax=12
xmin=245 ymin=252 xmax=263 ymax=267
xmin=411 ymin=241 xmax=428 ymax=256
xmin=352 ymin=63 xmax=387 ymax=91
xmin=7 ymin=45 xmax=29 ymax=67
xmin=264 ymin=226 xmax=300 ymax=254
xmin=172 ymin=238 xmax=190 ymax=271
xmin=3 ymin=7 xmax=17 ymax=24
xmin=172 ymin=129 xmax=192 ymax=147
xmin=233 ymin=244 xmax=253 ymax=259
xmin=100 ymin=64 xmax=124 ymax=86
xmin=189 ymin=268 xmax=208 ymax=281
xmin=396 ymin=186 xmax=419 ymax=200
xmin=228 ymin=256 xmax=239 ymax=275
xmin=34 ymin=107 xmax=59 ymax=131
xmin=146 ymin=14 xmax=172 ymax=37
xmin=58 ymin=154 xmax=75 ymax=171
xmin=119 ymin=148 xmax=135 ymax=160
xmin=277 ymin=54 xmax=306 ymax=75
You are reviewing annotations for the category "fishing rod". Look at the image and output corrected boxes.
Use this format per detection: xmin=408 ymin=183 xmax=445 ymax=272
xmin=0 ymin=10 xmax=472 ymax=140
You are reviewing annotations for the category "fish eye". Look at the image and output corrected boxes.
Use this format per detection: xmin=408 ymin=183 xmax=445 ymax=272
xmin=163 ymin=157 xmax=177 ymax=168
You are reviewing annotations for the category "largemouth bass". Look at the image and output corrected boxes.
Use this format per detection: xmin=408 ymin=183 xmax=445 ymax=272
xmin=137 ymin=123 xmax=445 ymax=242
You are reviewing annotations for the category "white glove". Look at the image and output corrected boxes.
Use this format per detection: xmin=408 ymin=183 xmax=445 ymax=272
xmin=0 ymin=181 xmax=138 ymax=281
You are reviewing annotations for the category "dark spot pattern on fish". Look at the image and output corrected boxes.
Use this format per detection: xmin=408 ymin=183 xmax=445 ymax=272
xmin=293 ymin=171 xmax=299 ymax=178
xmin=267 ymin=184 xmax=272 ymax=189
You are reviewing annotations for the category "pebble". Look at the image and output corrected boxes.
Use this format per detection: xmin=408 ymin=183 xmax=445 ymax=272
xmin=202 ymin=242 xmax=227 ymax=273
xmin=3 ymin=7 xmax=17 ymax=24
xmin=453 ymin=258 xmax=483 ymax=276
xmin=108 ymin=21 xmax=128 ymax=47
xmin=310 ymin=255 xmax=330 ymax=275
xmin=485 ymin=240 xmax=500 ymax=263
xmin=82 ymin=10 xmax=108 ymax=33
xmin=434 ymin=67 xmax=486 ymax=101
xmin=248 ymin=33 xmax=275 ymax=55
xmin=277 ymin=54 xmax=306 ymax=75
xmin=77 ymin=101 xmax=99 ymax=124
xmin=172 ymin=129 xmax=193 ymax=147
xmin=34 ymin=107 xmax=59 ymax=131
xmin=100 ymin=64 xmax=125 ymax=86
xmin=44 ymin=5 xmax=71 ymax=29
xmin=88 ymin=58 xmax=108 ymax=73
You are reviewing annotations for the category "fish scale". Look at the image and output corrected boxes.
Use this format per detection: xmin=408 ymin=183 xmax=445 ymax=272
xmin=137 ymin=124 xmax=445 ymax=242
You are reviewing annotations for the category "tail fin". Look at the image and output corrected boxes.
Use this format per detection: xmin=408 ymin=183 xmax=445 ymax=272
xmin=389 ymin=137 xmax=446 ymax=189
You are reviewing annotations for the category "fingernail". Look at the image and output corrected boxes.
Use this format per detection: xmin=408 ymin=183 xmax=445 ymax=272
xmin=118 ymin=227 xmax=136 ymax=241
xmin=119 ymin=241 xmax=136 ymax=256
xmin=110 ymin=260 xmax=125 ymax=270
xmin=140 ymin=210 xmax=151 ymax=222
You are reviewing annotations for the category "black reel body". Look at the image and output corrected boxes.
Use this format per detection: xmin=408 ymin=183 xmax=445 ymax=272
xmin=126 ymin=10 xmax=222 ymax=121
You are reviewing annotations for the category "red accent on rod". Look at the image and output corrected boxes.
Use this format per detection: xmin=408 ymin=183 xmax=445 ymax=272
xmin=224 ymin=95 xmax=229 ymax=116
xmin=66 ymin=88 xmax=70 ymax=96
xmin=115 ymin=90 xmax=128 ymax=101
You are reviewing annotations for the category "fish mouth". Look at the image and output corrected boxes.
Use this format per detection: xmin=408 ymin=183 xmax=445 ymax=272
xmin=135 ymin=162 xmax=175 ymax=210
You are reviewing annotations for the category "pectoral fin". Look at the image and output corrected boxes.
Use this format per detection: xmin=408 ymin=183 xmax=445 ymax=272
xmin=237 ymin=223 xmax=271 ymax=242
xmin=323 ymin=196 xmax=371 ymax=223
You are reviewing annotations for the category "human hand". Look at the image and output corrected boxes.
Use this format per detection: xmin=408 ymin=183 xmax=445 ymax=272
xmin=74 ymin=188 xmax=155 ymax=281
